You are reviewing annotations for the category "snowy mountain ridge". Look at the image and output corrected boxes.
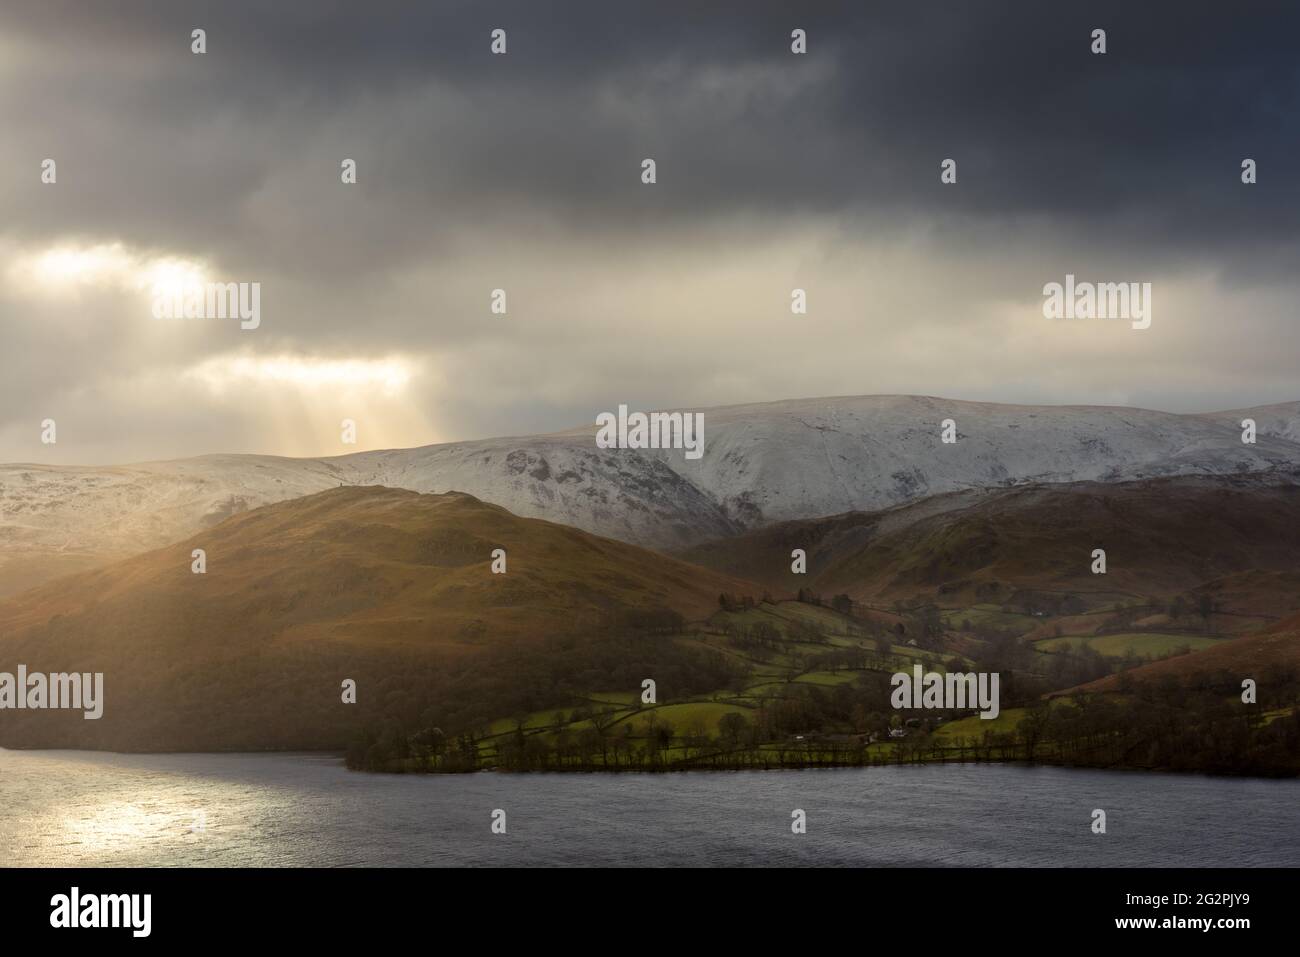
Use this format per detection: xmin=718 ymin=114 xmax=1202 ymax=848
xmin=2 ymin=394 xmax=1298 ymax=594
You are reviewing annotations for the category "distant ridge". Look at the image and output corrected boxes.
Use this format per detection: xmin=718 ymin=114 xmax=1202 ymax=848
xmin=681 ymin=470 xmax=1300 ymax=606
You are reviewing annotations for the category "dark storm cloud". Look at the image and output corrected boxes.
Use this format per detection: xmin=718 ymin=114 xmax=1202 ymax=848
xmin=3 ymin=0 xmax=1298 ymax=272
xmin=1 ymin=0 xmax=1297 ymax=464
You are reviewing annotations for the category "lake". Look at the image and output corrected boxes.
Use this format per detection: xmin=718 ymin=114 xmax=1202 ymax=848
xmin=2 ymin=749 xmax=1297 ymax=866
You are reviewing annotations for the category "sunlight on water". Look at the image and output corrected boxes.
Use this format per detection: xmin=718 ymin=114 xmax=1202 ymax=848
xmin=3 ymin=749 xmax=1299 ymax=867
xmin=60 ymin=800 xmax=187 ymax=851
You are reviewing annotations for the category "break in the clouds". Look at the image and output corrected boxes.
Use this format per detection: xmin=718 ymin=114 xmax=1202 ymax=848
xmin=1 ymin=0 xmax=1298 ymax=464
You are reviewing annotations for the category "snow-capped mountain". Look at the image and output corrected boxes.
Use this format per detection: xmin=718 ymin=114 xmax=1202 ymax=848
xmin=2 ymin=394 xmax=1299 ymax=594
xmin=610 ymin=395 xmax=1300 ymax=528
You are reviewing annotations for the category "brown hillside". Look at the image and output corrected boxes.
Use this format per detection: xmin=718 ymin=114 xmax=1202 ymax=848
xmin=0 ymin=486 xmax=757 ymax=750
xmin=682 ymin=472 xmax=1300 ymax=606
xmin=1068 ymin=612 xmax=1300 ymax=695
xmin=0 ymin=486 xmax=750 ymax=652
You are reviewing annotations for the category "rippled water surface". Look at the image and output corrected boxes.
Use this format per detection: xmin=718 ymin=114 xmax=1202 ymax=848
xmin=2 ymin=750 xmax=1297 ymax=866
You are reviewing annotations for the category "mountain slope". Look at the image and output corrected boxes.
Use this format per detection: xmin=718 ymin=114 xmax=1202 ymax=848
xmin=4 ymin=394 xmax=1299 ymax=594
xmin=682 ymin=471 xmax=1300 ymax=606
xmin=603 ymin=395 xmax=1300 ymax=528
xmin=1066 ymin=611 xmax=1300 ymax=695
xmin=0 ymin=486 xmax=757 ymax=750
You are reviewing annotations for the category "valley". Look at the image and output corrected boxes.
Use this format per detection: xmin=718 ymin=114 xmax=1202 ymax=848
xmin=0 ymin=480 xmax=1281 ymax=776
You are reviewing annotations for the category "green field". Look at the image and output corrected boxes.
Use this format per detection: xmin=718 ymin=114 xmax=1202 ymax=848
xmin=585 ymin=690 xmax=639 ymax=707
xmin=933 ymin=707 xmax=1028 ymax=739
xmin=437 ymin=594 xmax=1278 ymax=776
xmin=792 ymin=670 xmax=860 ymax=687
xmin=768 ymin=601 xmax=860 ymax=635
xmin=1037 ymin=632 xmax=1227 ymax=658
xmin=942 ymin=603 xmax=1038 ymax=631
xmin=622 ymin=701 xmax=752 ymax=733
xmin=485 ymin=709 xmax=564 ymax=736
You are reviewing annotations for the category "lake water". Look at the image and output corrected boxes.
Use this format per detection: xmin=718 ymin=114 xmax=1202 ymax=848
xmin=2 ymin=749 xmax=1297 ymax=867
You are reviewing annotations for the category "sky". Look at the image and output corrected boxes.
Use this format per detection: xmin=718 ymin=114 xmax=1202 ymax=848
xmin=1 ymin=0 xmax=1298 ymax=464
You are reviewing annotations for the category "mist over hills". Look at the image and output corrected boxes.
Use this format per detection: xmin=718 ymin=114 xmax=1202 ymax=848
xmin=3 ymin=394 xmax=1299 ymax=595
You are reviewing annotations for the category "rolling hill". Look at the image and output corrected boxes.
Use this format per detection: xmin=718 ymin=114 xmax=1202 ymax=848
xmin=0 ymin=486 xmax=757 ymax=751
xmin=682 ymin=471 xmax=1300 ymax=609
xmin=1070 ymin=611 xmax=1300 ymax=694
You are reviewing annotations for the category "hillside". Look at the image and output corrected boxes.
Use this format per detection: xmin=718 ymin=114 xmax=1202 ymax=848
xmin=682 ymin=471 xmax=1300 ymax=608
xmin=0 ymin=486 xmax=757 ymax=751
xmin=5 ymin=394 xmax=1300 ymax=594
xmin=1070 ymin=611 xmax=1300 ymax=694
xmin=2 ymin=480 xmax=1293 ymax=775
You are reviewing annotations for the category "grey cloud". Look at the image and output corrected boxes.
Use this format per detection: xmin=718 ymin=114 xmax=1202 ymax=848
xmin=0 ymin=0 xmax=1297 ymax=464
